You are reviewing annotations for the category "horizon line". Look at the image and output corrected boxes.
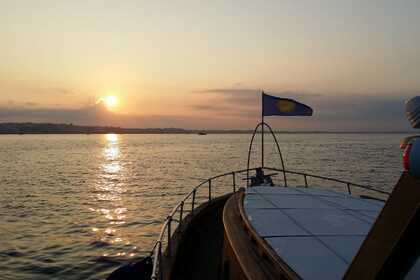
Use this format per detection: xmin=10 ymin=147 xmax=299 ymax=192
xmin=0 ymin=122 xmax=415 ymax=134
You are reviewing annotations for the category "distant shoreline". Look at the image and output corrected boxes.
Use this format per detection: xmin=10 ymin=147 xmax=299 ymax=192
xmin=0 ymin=132 xmax=413 ymax=135
xmin=0 ymin=122 xmax=413 ymax=134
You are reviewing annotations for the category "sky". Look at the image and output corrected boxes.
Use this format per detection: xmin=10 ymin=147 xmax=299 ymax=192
xmin=1 ymin=0 xmax=419 ymax=131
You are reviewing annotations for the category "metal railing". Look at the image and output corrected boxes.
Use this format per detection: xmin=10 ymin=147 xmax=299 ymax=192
xmin=263 ymin=167 xmax=390 ymax=196
xmin=149 ymin=166 xmax=390 ymax=279
xmin=247 ymin=122 xmax=288 ymax=187
xmin=150 ymin=167 xmax=257 ymax=279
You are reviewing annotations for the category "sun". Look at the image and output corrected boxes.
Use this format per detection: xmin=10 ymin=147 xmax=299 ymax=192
xmin=103 ymin=96 xmax=119 ymax=110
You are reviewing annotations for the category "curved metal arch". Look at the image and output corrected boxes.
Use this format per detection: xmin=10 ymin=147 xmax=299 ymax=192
xmin=246 ymin=122 xmax=288 ymax=187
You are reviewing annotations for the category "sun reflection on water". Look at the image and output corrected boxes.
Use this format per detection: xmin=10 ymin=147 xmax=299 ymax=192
xmin=105 ymin=133 xmax=119 ymax=143
xmin=89 ymin=134 xmax=138 ymax=258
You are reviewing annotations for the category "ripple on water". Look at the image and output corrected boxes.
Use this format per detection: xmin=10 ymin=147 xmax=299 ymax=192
xmin=90 ymin=240 xmax=111 ymax=248
xmin=1 ymin=249 xmax=25 ymax=258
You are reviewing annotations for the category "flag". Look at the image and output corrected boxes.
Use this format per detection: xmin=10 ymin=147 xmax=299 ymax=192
xmin=262 ymin=93 xmax=313 ymax=116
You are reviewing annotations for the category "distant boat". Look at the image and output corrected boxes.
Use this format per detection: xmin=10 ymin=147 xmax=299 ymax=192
xmin=197 ymin=132 xmax=207 ymax=135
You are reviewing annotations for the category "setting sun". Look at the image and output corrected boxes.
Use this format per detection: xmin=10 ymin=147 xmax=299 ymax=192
xmin=103 ymin=96 xmax=119 ymax=110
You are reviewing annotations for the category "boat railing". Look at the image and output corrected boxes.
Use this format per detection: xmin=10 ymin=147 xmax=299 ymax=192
xmin=263 ymin=167 xmax=390 ymax=197
xmin=150 ymin=167 xmax=258 ymax=279
xmin=150 ymin=166 xmax=391 ymax=279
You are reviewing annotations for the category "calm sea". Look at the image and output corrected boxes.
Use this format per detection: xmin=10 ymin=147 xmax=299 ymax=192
xmin=0 ymin=133 xmax=407 ymax=279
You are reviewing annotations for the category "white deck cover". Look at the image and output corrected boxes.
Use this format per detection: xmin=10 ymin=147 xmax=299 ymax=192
xmin=244 ymin=186 xmax=385 ymax=280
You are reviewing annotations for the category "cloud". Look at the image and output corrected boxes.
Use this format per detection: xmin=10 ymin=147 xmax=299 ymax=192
xmin=191 ymin=87 xmax=321 ymax=116
xmin=53 ymin=88 xmax=77 ymax=96
xmin=188 ymin=103 xmax=258 ymax=117
xmin=293 ymin=95 xmax=412 ymax=131
xmin=24 ymin=102 xmax=37 ymax=107
xmin=195 ymin=88 xmax=261 ymax=95
xmin=0 ymin=101 xmax=112 ymax=125
xmin=0 ymin=89 xmax=417 ymax=131
xmin=189 ymin=104 xmax=228 ymax=111
xmin=0 ymin=101 xmax=234 ymax=129
xmin=190 ymin=87 xmax=416 ymax=131
xmin=194 ymin=88 xmax=323 ymax=107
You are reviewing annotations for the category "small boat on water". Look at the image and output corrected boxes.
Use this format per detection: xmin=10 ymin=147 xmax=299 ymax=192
xmin=197 ymin=132 xmax=207 ymax=135
xmin=108 ymin=93 xmax=420 ymax=280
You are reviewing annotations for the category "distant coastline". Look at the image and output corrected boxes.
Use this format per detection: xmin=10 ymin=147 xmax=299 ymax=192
xmin=0 ymin=122 xmax=413 ymax=134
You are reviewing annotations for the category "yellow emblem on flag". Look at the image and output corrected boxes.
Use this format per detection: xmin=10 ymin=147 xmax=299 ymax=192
xmin=276 ymin=100 xmax=295 ymax=113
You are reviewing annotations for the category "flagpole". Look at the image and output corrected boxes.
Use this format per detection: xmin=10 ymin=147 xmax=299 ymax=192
xmin=261 ymin=91 xmax=264 ymax=168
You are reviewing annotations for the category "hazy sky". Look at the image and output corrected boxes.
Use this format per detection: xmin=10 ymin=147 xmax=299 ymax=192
xmin=1 ymin=0 xmax=419 ymax=131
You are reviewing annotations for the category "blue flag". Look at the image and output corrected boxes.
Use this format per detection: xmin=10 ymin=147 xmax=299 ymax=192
xmin=262 ymin=93 xmax=313 ymax=116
